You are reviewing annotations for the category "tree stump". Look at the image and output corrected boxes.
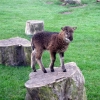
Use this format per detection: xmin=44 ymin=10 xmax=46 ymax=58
xmin=25 ymin=20 xmax=44 ymax=35
xmin=25 ymin=62 xmax=87 ymax=100
xmin=0 ymin=37 xmax=31 ymax=66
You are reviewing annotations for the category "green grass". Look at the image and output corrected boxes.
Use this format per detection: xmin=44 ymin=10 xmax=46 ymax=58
xmin=0 ymin=0 xmax=100 ymax=100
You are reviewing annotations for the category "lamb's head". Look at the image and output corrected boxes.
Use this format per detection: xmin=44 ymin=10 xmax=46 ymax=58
xmin=61 ymin=26 xmax=77 ymax=42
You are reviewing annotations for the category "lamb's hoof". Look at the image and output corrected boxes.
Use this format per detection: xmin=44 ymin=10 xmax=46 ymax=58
xmin=34 ymin=70 xmax=36 ymax=72
xmin=33 ymin=69 xmax=36 ymax=72
xmin=51 ymin=69 xmax=54 ymax=72
xmin=43 ymin=70 xmax=47 ymax=73
xmin=63 ymin=69 xmax=66 ymax=72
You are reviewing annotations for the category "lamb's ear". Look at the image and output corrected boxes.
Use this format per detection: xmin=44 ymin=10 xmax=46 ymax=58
xmin=73 ymin=27 xmax=77 ymax=30
xmin=61 ymin=27 xmax=64 ymax=31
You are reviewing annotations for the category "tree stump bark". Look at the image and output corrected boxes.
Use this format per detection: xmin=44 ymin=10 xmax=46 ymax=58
xmin=25 ymin=62 xmax=87 ymax=100
xmin=25 ymin=20 xmax=44 ymax=35
xmin=0 ymin=37 xmax=31 ymax=66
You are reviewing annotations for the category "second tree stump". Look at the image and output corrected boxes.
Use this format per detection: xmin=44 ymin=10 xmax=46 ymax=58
xmin=0 ymin=37 xmax=31 ymax=66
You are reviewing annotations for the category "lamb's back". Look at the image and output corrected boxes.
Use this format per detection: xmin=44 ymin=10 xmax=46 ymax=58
xmin=32 ymin=31 xmax=58 ymax=49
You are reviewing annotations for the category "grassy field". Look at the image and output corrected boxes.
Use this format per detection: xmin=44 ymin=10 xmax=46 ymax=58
xmin=0 ymin=0 xmax=100 ymax=100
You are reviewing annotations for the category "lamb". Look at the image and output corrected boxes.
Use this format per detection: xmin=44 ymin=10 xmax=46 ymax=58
xmin=31 ymin=26 xmax=77 ymax=73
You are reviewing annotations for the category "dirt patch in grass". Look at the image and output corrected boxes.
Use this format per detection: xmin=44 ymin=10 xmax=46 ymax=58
xmin=68 ymin=4 xmax=87 ymax=9
xmin=46 ymin=1 xmax=53 ymax=5
xmin=61 ymin=11 xmax=72 ymax=15
xmin=60 ymin=4 xmax=86 ymax=15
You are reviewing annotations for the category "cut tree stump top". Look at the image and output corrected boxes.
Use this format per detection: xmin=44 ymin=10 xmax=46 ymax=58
xmin=0 ymin=37 xmax=31 ymax=47
xmin=25 ymin=62 xmax=85 ymax=88
xmin=27 ymin=20 xmax=44 ymax=24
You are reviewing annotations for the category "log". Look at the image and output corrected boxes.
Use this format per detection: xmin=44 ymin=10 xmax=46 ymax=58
xmin=0 ymin=37 xmax=31 ymax=66
xmin=25 ymin=20 xmax=44 ymax=35
xmin=25 ymin=62 xmax=87 ymax=100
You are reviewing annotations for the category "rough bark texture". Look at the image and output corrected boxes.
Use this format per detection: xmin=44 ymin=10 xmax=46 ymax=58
xmin=25 ymin=62 xmax=87 ymax=100
xmin=25 ymin=20 xmax=44 ymax=35
xmin=0 ymin=37 xmax=31 ymax=66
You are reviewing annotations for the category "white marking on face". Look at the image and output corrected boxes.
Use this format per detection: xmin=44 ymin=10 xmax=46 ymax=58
xmin=65 ymin=34 xmax=68 ymax=38
xmin=65 ymin=38 xmax=70 ymax=43
xmin=64 ymin=33 xmax=70 ymax=43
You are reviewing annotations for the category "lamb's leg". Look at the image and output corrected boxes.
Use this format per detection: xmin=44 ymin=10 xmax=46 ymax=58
xmin=31 ymin=50 xmax=37 ymax=72
xmin=59 ymin=52 xmax=66 ymax=72
xmin=49 ymin=51 xmax=56 ymax=72
xmin=35 ymin=50 xmax=47 ymax=73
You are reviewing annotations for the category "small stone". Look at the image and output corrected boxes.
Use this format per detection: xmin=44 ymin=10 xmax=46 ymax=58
xmin=97 ymin=0 xmax=100 ymax=2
